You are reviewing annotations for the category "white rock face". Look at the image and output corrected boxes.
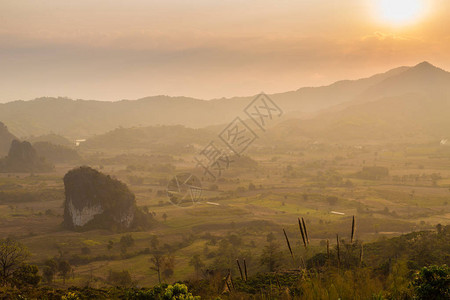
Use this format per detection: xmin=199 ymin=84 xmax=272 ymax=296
xmin=67 ymin=199 xmax=104 ymax=227
xmin=115 ymin=206 xmax=135 ymax=228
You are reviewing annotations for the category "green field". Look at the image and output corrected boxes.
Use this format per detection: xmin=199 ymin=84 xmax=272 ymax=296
xmin=0 ymin=143 xmax=449 ymax=288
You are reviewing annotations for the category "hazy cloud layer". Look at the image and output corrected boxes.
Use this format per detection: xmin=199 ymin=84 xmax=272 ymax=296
xmin=0 ymin=0 xmax=449 ymax=102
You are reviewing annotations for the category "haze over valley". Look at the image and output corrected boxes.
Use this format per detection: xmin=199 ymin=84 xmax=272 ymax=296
xmin=0 ymin=1 xmax=449 ymax=299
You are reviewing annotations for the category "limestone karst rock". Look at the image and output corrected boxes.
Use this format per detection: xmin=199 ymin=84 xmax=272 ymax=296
xmin=63 ymin=166 xmax=136 ymax=230
xmin=0 ymin=122 xmax=17 ymax=157
xmin=0 ymin=140 xmax=53 ymax=173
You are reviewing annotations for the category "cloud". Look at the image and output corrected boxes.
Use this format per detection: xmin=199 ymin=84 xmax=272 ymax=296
xmin=1 ymin=0 xmax=450 ymax=101
xmin=361 ymin=31 xmax=418 ymax=41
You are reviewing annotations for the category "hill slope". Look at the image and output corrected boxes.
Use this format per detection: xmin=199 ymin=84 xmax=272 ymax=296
xmin=0 ymin=64 xmax=419 ymax=138
xmin=81 ymin=125 xmax=216 ymax=152
xmin=271 ymin=93 xmax=450 ymax=144
xmin=269 ymin=63 xmax=450 ymax=144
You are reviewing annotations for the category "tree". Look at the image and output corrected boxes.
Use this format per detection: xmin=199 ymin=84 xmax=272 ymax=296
xmin=228 ymin=234 xmax=242 ymax=247
xmin=11 ymin=264 xmax=40 ymax=287
xmin=107 ymin=240 xmax=114 ymax=251
xmin=44 ymin=259 xmax=58 ymax=283
xmin=0 ymin=238 xmax=29 ymax=285
xmin=260 ymin=241 xmax=283 ymax=272
xmin=120 ymin=234 xmax=134 ymax=254
xmin=357 ymin=166 xmax=389 ymax=180
xmin=266 ymin=232 xmax=276 ymax=243
xmin=107 ymin=269 xmax=133 ymax=287
xmin=150 ymin=252 xmax=164 ymax=284
xmin=58 ymin=260 xmax=71 ymax=284
xmin=150 ymin=235 xmax=160 ymax=250
xmin=411 ymin=265 xmax=450 ymax=300
xmin=120 ymin=234 xmax=135 ymax=248
xmin=162 ymin=254 xmax=175 ymax=281
xmin=148 ymin=250 xmax=175 ymax=284
xmin=189 ymin=254 xmax=205 ymax=279
xmin=344 ymin=179 xmax=354 ymax=188
xmin=43 ymin=266 xmax=54 ymax=284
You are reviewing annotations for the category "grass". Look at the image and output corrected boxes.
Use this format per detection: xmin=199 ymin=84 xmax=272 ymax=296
xmin=0 ymin=143 xmax=447 ymax=288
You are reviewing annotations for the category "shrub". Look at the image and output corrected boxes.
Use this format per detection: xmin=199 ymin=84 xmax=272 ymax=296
xmin=411 ymin=265 xmax=450 ymax=300
xmin=11 ymin=264 xmax=41 ymax=287
xmin=163 ymin=283 xmax=200 ymax=300
xmin=107 ymin=270 xmax=133 ymax=287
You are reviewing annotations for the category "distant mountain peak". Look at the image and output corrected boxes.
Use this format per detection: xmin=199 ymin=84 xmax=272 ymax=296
xmin=412 ymin=61 xmax=445 ymax=72
xmin=416 ymin=61 xmax=433 ymax=67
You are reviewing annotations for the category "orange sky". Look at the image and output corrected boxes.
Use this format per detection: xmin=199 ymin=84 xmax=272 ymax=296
xmin=0 ymin=0 xmax=449 ymax=102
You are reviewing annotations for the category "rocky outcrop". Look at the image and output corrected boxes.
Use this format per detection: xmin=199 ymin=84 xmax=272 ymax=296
xmin=0 ymin=122 xmax=17 ymax=157
xmin=63 ymin=166 xmax=136 ymax=230
xmin=0 ymin=140 xmax=53 ymax=173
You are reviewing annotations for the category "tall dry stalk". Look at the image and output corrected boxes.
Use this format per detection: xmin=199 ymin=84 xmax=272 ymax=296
xmin=302 ymin=217 xmax=310 ymax=244
xmin=359 ymin=243 xmax=364 ymax=267
xmin=275 ymin=274 xmax=281 ymax=290
xmin=351 ymin=215 xmax=356 ymax=243
xmin=243 ymin=259 xmax=248 ymax=281
xmin=224 ymin=271 xmax=233 ymax=293
xmin=326 ymin=239 xmax=330 ymax=259
xmin=225 ymin=280 xmax=232 ymax=294
xmin=301 ymin=257 xmax=306 ymax=269
xmin=236 ymin=259 xmax=244 ymax=280
xmin=336 ymin=234 xmax=341 ymax=268
xmin=229 ymin=269 xmax=235 ymax=289
xmin=298 ymin=218 xmax=307 ymax=248
xmin=283 ymin=228 xmax=295 ymax=263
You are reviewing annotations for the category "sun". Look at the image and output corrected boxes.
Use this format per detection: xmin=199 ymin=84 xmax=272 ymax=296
xmin=377 ymin=0 xmax=425 ymax=26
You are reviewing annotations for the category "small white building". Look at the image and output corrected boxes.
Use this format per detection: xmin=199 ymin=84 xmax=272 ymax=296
xmin=75 ymin=139 xmax=86 ymax=147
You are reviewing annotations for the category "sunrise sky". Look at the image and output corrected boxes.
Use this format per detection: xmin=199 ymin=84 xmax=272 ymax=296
xmin=1 ymin=0 xmax=449 ymax=102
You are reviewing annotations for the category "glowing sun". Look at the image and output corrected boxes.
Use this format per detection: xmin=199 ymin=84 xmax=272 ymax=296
xmin=377 ymin=0 xmax=425 ymax=25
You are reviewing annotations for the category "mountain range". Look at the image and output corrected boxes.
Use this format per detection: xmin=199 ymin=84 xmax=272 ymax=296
xmin=267 ymin=62 xmax=450 ymax=144
xmin=0 ymin=62 xmax=449 ymax=145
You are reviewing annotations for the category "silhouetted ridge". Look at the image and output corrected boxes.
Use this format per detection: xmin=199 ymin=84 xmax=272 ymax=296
xmin=408 ymin=61 xmax=448 ymax=75
xmin=0 ymin=62 xmax=449 ymax=138
xmin=414 ymin=61 xmax=438 ymax=69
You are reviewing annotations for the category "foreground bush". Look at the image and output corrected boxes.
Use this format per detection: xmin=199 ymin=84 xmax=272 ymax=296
xmin=411 ymin=265 xmax=450 ymax=300
xmin=0 ymin=283 xmax=200 ymax=299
